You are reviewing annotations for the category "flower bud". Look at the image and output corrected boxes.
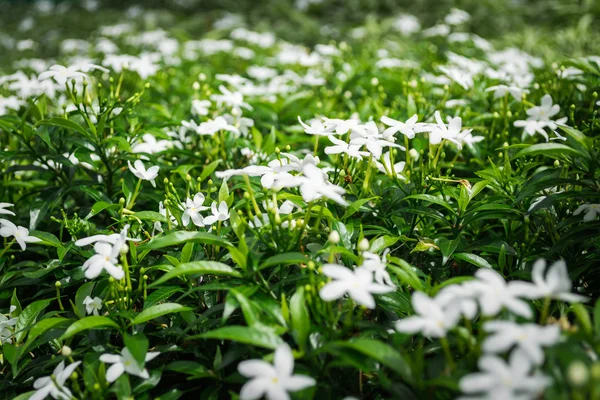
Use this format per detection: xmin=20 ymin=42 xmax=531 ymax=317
xmin=554 ymin=160 xmax=560 ymax=168
xmin=61 ymin=345 xmax=72 ymax=357
xmin=307 ymin=261 xmax=315 ymax=270
xmin=55 ymin=281 xmax=61 ymax=288
xmin=192 ymin=81 xmax=200 ymax=90
xmin=357 ymin=238 xmax=369 ymax=252
xmin=328 ymin=231 xmax=340 ymax=244
xmin=370 ymin=77 xmax=379 ymax=86
xmin=567 ymin=361 xmax=589 ymax=386
xmin=119 ymin=243 xmax=129 ymax=255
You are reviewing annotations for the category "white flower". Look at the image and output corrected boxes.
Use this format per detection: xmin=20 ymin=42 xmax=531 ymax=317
xmin=31 ymin=361 xmax=81 ymax=400
xmin=471 ymin=269 xmax=533 ymax=318
xmin=0 ymin=306 xmax=17 ymax=344
xmin=38 ymin=64 xmax=88 ymax=85
xmin=203 ymin=201 xmax=230 ymax=226
xmin=445 ymin=8 xmax=470 ymax=25
xmin=298 ymin=116 xmax=335 ymax=136
xmin=82 ymin=241 xmax=124 ymax=280
xmin=527 ymin=94 xmax=560 ymax=121
xmin=100 ymin=347 xmax=160 ymax=383
xmin=299 ymin=164 xmax=349 ymax=206
xmin=323 ymin=118 xmax=360 ymax=135
xmin=514 ymin=94 xmax=568 ymax=142
xmin=0 ymin=203 xmax=15 ymax=216
xmin=361 ymin=250 xmax=395 ymax=287
xmin=482 ymin=321 xmax=560 ymax=365
xmin=75 ymin=229 xmax=139 ymax=247
xmin=458 ymin=132 xmax=485 ymax=149
xmin=380 ymin=114 xmax=422 ymax=139
xmin=324 ymin=135 xmax=369 ymax=160
xmin=238 ymin=343 xmax=315 ymax=400
xmin=83 ymin=296 xmax=103 ymax=316
xmin=0 ymin=219 xmax=41 ymax=250
xmin=349 ymin=121 xmax=404 ymax=159
xmin=420 ymin=111 xmax=469 ymax=148
xmin=319 ymin=264 xmax=394 ymax=309
xmin=573 ymin=203 xmax=600 ymax=222
xmin=182 ymin=193 xmax=209 ymax=227
xmin=485 ymin=85 xmax=528 ymax=101
xmin=211 ymin=85 xmax=252 ymax=114
xmin=514 ymin=259 xmax=587 ymax=303
xmin=435 ymin=281 xmax=479 ymax=320
xmin=459 ymin=349 xmax=549 ymax=400
xmin=192 ymin=99 xmax=211 ymax=116
xmin=215 ymin=165 xmax=273 ymax=179
xmin=395 ymin=291 xmax=461 ymax=338
xmin=127 ymin=160 xmax=159 ymax=187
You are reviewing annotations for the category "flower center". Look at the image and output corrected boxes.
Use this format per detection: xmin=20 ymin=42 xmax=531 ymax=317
xmin=271 ymin=377 xmax=279 ymax=384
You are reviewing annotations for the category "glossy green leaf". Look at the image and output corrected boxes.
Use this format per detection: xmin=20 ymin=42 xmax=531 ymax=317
xmin=197 ymin=326 xmax=283 ymax=349
xmin=132 ymin=303 xmax=191 ymax=324
xmin=60 ymin=316 xmax=120 ymax=340
xmin=149 ymin=261 xmax=242 ymax=287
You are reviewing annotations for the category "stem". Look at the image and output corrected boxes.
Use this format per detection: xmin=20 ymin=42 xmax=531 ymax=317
xmin=440 ymin=337 xmax=455 ymax=372
xmin=0 ymin=239 xmax=15 ymax=259
xmin=539 ymin=297 xmax=551 ymax=324
xmin=126 ymin=178 xmax=143 ymax=210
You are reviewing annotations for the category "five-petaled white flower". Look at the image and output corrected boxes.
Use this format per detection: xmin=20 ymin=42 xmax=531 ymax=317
xmin=421 ymin=111 xmax=469 ymax=147
xmin=203 ymin=201 xmax=230 ymax=226
xmin=513 ymin=259 xmax=587 ymax=303
xmin=38 ymin=64 xmax=88 ymax=85
xmin=32 ymin=361 xmax=81 ymax=400
xmin=298 ymin=116 xmax=335 ymax=136
xmin=127 ymin=160 xmax=160 ymax=187
xmin=0 ymin=219 xmax=41 ymax=250
xmin=395 ymin=291 xmax=461 ymax=338
xmin=238 ymin=343 xmax=315 ymax=400
xmin=485 ymin=85 xmax=529 ymax=101
xmin=573 ymin=203 xmax=600 ymax=222
xmin=482 ymin=321 xmax=560 ymax=365
xmin=299 ymin=164 xmax=349 ymax=206
xmin=182 ymin=193 xmax=209 ymax=227
xmin=319 ymin=264 xmax=395 ymax=309
xmin=100 ymin=347 xmax=160 ymax=383
xmin=380 ymin=114 xmax=422 ymax=139
xmin=361 ymin=250 xmax=395 ymax=287
xmin=459 ymin=349 xmax=549 ymax=400
xmin=83 ymin=296 xmax=103 ymax=316
xmin=471 ymin=269 xmax=532 ymax=318
xmin=324 ymin=135 xmax=369 ymax=160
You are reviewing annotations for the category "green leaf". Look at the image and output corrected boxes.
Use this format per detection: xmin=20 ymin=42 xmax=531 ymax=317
xmin=133 ymin=211 xmax=167 ymax=223
xmin=342 ymin=197 xmax=377 ymax=219
xmin=571 ymin=303 xmax=592 ymax=334
xmin=11 ymin=289 xmax=22 ymax=317
xmin=144 ymin=286 xmax=183 ymax=308
xmin=167 ymin=361 xmax=213 ymax=378
xmin=197 ymin=326 xmax=283 ymax=349
xmin=369 ymin=235 xmax=399 ymax=253
xmin=29 ymin=231 xmax=62 ymax=248
xmin=512 ymin=143 xmax=583 ymax=159
xmin=403 ymin=194 xmax=455 ymax=214
xmin=60 ymin=316 xmax=120 ymax=340
xmin=594 ymin=299 xmax=600 ymax=335
xmin=290 ymin=288 xmax=310 ymax=353
xmin=258 ymin=252 xmax=308 ymax=271
xmin=124 ymin=333 xmax=149 ymax=370
xmin=23 ymin=317 xmax=71 ymax=350
xmin=180 ymin=242 xmax=194 ymax=264
xmin=218 ymin=179 xmax=229 ymax=203
xmin=74 ymin=281 xmax=95 ymax=318
xmin=35 ymin=117 xmax=88 ymax=136
xmin=230 ymin=290 xmax=259 ymax=327
xmin=149 ymin=261 xmax=242 ymax=287
xmin=140 ymin=231 xmax=233 ymax=251
xmin=132 ymin=303 xmax=191 ymax=325
xmin=330 ymin=339 xmax=412 ymax=382
xmin=453 ymin=253 xmax=493 ymax=269
xmin=15 ymin=299 xmax=51 ymax=343
xmin=437 ymin=237 xmax=460 ymax=265
xmin=199 ymin=159 xmax=222 ymax=182
xmin=85 ymin=201 xmax=119 ymax=220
